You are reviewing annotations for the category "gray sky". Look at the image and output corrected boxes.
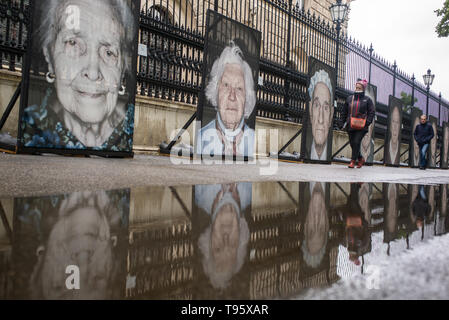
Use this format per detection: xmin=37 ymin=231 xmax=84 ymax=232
xmin=347 ymin=0 xmax=449 ymax=101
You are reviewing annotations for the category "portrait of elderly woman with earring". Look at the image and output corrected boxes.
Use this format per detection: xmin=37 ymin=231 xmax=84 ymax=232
xmin=197 ymin=41 xmax=257 ymax=158
xmin=21 ymin=0 xmax=137 ymax=151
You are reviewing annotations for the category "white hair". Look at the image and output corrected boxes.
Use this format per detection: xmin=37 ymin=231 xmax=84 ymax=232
xmin=37 ymin=0 xmax=136 ymax=76
xmin=308 ymin=69 xmax=333 ymax=101
xmin=205 ymin=41 xmax=257 ymax=119
xmin=198 ymin=216 xmax=249 ymax=290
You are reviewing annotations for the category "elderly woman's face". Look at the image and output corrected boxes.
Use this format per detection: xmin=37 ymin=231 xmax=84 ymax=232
xmin=211 ymin=203 xmax=240 ymax=272
xmin=48 ymin=0 xmax=124 ymax=124
xmin=217 ymin=64 xmax=246 ymax=129
xmin=310 ymin=82 xmax=332 ymax=147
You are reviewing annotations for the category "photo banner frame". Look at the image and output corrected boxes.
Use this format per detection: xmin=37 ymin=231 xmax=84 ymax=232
xmin=361 ymin=84 xmax=377 ymax=164
xmin=17 ymin=0 xmax=141 ymax=157
xmin=300 ymin=57 xmax=336 ymax=164
xmin=441 ymin=122 xmax=449 ymax=169
xmin=194 ymin=10 xmax=261 ymax=161
xmin=384 ymin=96 xmax=403 ymax=166
xmin=409 ymin=107 xmax=423 ymax=168
xmin=428 ymin=115 xmax=438 ymax=168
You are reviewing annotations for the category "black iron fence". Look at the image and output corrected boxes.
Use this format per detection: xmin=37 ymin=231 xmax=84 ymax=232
xmin=1 ymin=0 xmax=448 ymax=151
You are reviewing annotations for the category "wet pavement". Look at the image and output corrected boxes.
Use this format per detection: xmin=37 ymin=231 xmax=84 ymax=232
xmin=0 ymin=181 xmax=448 ymax=299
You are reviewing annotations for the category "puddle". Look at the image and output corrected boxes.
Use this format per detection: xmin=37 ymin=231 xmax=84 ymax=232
xmin=0 ymin=182 xmax=447 ymax=299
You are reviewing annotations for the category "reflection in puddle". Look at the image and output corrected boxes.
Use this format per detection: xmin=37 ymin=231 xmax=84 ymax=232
xmin=0 ymin=181 xmax=448 ymax=299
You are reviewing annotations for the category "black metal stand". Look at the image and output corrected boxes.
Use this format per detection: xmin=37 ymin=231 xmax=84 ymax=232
xmin=159 ymin=112 xmax=196 ymax=158
xmin=0 ymin=81 xmax=22 ymax=153
xmin=270 ymin=128 xmax=303 ymax=162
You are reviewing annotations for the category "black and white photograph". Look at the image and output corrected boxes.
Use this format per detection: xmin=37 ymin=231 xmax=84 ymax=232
xmin=301 ymin=57 xmax=336 ymax=163
xmin=360 ymin=84 xmax=377 ymax=164
xmin=18 ymin=0 xmax=141 ymax=155
xmin=441 ymin=122 xmax=449 ymax=169
xmin=428 ymin=116 xmax=438 ymax=168
xmin=384 ymin=96 xmax=403 ymax=166
xmin=409 ymin=107 xmax=423 ymax=168
xmin=11 ymin=189 xmax=130 ymax=299
xmin=195 ymin=10 xmax=261 ymax=160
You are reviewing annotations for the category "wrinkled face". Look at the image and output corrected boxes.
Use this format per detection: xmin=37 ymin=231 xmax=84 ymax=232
xmin=46 ymin=0 xmax=124 ymax=124
xmin=444 ymin=127 xmax=449 ymax=160
xmin=39 ymin=206 xmax=112 ymax=299
xmin=310 ymin=82 xmax=332 ymax=146
xmin=431 ymin=123 xmax=437 ymax=155
xmin=305 ymin=186 xmax=328 ymax=254
xmin=361 ymin=122 xmax=374 ymax=152
xmin=211 ymin=203 xmax=240 ymax=273
xmin=387 ymin=185 xmax=397 ymax=233
xmin=217 ymin=64 xmax=246 ymax=129
xmin=390 ymin=107 xmax=400 ymax=141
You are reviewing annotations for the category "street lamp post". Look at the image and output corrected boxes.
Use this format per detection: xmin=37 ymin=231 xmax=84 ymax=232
xmin=423 ymin=69 xmax=435 ymax=117
xmin=330 ymin=0 xmax=349 ymax=89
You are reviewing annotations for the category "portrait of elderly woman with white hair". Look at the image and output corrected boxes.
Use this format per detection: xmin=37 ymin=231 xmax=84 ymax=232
xmin=195 ymin=182 xmax=251 ymax=290
xmin=20 ymin=0 xmax=139 ymax=152
xmin=196 ymin=41 xmax=257 ymax=158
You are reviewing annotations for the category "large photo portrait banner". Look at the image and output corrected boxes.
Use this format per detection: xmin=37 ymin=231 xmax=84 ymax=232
xmin=301 ymin=57 xmax=336 ymax=163
xmin=361 ymin=84 xmax=377 ymax=164
xmin=428 ymin=115 xmax=438 ymax=168
xmin=384 ymin=96 xmax=403 ymax=166
xmin=17 ymin=0 xmax=141 ymax=156
xmin=409 ymin=107 xmax=423 ymax=168
xmin=195 ymin=10 xmax=261 ymax=161
xmin=441 ymin=122 xmax=449 ymax=169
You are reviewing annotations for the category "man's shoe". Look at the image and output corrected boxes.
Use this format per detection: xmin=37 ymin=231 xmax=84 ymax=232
xmin=348 ymin=160 xmax=356 ymax=168
xmin=356 ymin=157 xmax=365 ymax=168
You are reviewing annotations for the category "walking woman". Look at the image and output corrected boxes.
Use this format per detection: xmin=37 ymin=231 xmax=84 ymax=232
xmin=341 ymin=79 xmax=375 ymax=168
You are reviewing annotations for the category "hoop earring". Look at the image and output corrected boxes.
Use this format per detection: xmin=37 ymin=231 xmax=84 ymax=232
xmin=46 ymin=72 xmax=56 ymax=84
xmin=118 ymin=85 xmax=126 ymax=96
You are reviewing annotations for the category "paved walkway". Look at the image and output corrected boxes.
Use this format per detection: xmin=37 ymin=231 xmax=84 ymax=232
xmin=1 ymin=153 xmax=449 ymax=197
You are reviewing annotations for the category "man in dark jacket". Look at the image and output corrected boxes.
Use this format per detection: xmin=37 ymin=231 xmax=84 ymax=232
xmin=341 ymin=79 xmax=376 ymax=168
xmin=414 ymin=115 xmax=434 ymax=170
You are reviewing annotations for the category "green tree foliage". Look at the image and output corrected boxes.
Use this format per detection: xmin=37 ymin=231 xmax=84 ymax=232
xmin=435 ymin=0 xmax=449 ymax=37
xmin=400 ymin=91 xmax=418 ymax=113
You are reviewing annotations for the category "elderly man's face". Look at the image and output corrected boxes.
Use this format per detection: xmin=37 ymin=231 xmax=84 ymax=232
xmin=47 ymin=0 xmax=124 ymax=124
xmin=420 ymin=115 xmax=427 ymax=124
xmin=413 ymin=118 xmax=420 ymax=162
xmin=211 ymin=203 xmax=240 ymax=272
xmin=217 ymin=64 xmax=246 ymax=130
xmin=305 ymin=185 xmax=328 ymax=254
xmin=310 ymin=82 xmax=332 ymax=146
xmin=390 ymin=107 xmax=400 ymax=141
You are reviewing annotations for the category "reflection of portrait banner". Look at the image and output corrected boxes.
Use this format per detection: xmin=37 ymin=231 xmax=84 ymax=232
xmin=441 ymin=122 xmax=449 ymax=169
xmin=193 ymin=182 xmax=252 ymax=294
xmin=301 ymin=57 xmax=336 ymax=164
xmin=409 ymin=107 xmax=423 ymax=168
xmin=361 ymin=84 xmax=377 ymax=164
xmin=298 ymin=182 xmax=330 ymax=272
xmin=383 ymin=183 xmax=399 ymax=243
xmin=428 ymin=116 xmax=438 ymax=168
xmin=17 ymin=0 xmax=141 ymax=157
xmin=195 ymin=10 xmax=261 ymax=161
xmin=12 ymin=189 xmax=130 ymax=299
xmin=384 ymin=96 xmax=403 ymax=166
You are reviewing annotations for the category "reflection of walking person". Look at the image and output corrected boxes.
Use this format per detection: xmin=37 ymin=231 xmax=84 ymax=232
xmin=412 ymin=185 xmax=430 ymax=229
xmin=413 ymin=115 xmax=434 ymax=170
xmin=341 ymin=79 xmax=375 ymax=168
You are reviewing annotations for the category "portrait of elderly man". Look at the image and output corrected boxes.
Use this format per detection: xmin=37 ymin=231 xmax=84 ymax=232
xmin=430 ymin=120 xmax=438 ymax=167
xmin=195 ymin=182 xmax=251 ymax=290
xmin=411 ymin=115 xmax=421 ymax=167
xmin=21 ymin=0 xmax=137 ymax=151
xmin=197 ymin=41 xmax=257 ymax=158
xmin=386 ymin=105 xmax=401 ymax=165
xmin=301 ymin=182 xmax=329 ymax=269
xmin=307 ymin=69 xmax=334 ymax=161
xmin=443 ymin=124 xmax=449 ymax=168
